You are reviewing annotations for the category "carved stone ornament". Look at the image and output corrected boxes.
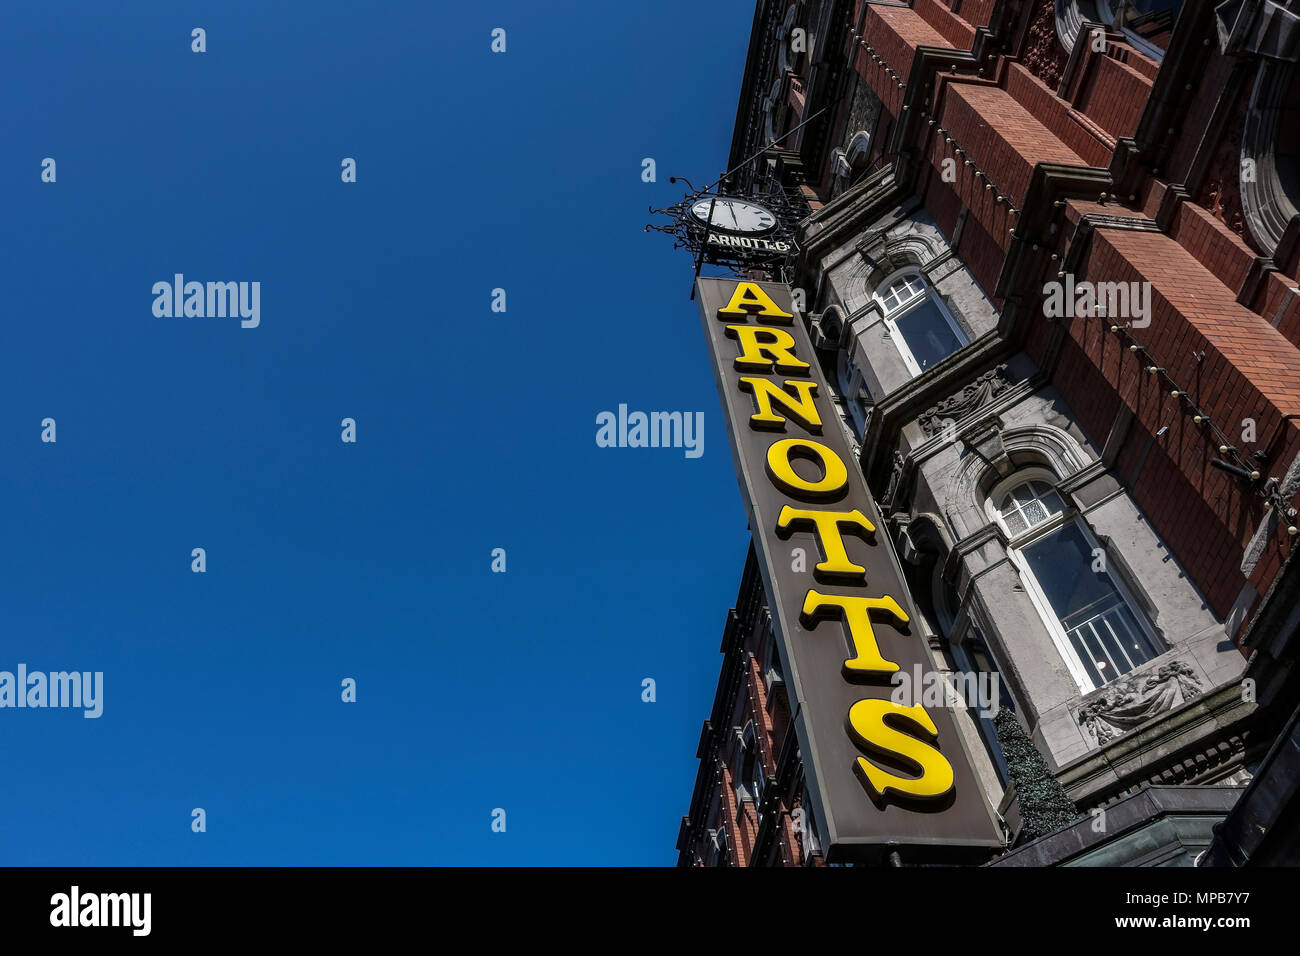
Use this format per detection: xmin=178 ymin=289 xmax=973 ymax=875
xmin=1076 ymin=660 xmax=1204 ymax=745
xmin=881 ymin=450 xmax=907 ymax=514
xmin=918 ymin=364 xmax=1010 ymax=438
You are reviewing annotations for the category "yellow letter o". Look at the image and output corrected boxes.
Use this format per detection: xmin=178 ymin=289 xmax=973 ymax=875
xmin=765 ymin=438 xmax=848 ymax=500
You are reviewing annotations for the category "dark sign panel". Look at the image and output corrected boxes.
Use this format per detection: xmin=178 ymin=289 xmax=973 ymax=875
xmin=696 ymin=277 xmax=1002 ymax=862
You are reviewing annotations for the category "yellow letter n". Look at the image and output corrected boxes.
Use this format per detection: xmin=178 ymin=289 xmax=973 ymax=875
xmin=738 ymin=378 xmax=821 ymax=432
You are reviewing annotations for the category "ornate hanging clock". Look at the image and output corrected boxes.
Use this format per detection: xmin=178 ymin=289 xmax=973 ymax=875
xmin=647 ymin=176 xmax=809 ymax=282
xmin=687 ymin=196 xmax=779 ymax=234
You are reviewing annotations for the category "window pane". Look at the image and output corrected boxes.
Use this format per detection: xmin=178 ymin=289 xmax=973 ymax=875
xmin=1023 ymin=524 xmax=1115 ymax=624
xmin=1001 ymin=481 xmax=1064 ymax=533
xmin=880 ymin=275 xmax=924 ymax=314
xmin=836 ymin=351 xmax=854 ymax=394
xmin=1038 ymin=490 xmax=1064 ymax=518
xmin=1071 ymin=598 xmax=1154 ymax=682
xmin=895 ymin=299 xmax=966 ymax=371
xmin=1021 ymin=498 xmax=1050 ymax=527
xmin=1021 ymin=523 xmax=1161 ymax=684
xmin=1068 ymin=629 xmax=1106 ymax=687
xmin=1110 ymin=0 xmax=1183 ymax=53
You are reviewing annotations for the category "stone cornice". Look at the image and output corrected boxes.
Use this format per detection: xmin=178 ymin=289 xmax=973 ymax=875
xmin=1055 ymin=682 xmax=1257 ymax=810
xmin=1056 ymin=455 xmax=1115 ymax=498
xmin=890 ymin=375 xmax=1039 ymax=520
xmin=860 ymin=331 xmax=1015 ymax=492
xmin=947 ymin=524 xmax=1013 ymax=607
xmin=1127 ymin=0 xmax=1220 ymax=175
xmin=995 ymin=163 xmax=1115 ymax=343
xmin=795 ymin=166 xmax=905 ymax=273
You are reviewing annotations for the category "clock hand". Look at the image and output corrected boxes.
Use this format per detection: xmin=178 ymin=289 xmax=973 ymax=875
xmin=729 ymin=205 xmax=739 ymax=228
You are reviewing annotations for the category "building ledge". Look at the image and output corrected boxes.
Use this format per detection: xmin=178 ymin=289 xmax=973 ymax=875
xmin=989 ymin=783 xmax=1245 ymax=866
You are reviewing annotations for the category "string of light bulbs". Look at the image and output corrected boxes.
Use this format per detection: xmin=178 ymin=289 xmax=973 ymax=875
xmin=856 ymin=38 xmax=1020 ymax=218
xmin=858 ymin=38 xmax=906 ymax=92
xmin=1072 ymin=311 xmax=1299 ymax=535
xmin=925 ymin=117 xmax=1020 ymax=216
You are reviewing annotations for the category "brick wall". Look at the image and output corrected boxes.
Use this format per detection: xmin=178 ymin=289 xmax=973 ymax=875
xmin=1053 ymin=226 xmax=1300 ymax=616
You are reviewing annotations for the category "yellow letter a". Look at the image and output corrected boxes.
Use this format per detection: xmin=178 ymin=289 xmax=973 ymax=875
xmin=717 ymin=282 xmax=794 ymax=323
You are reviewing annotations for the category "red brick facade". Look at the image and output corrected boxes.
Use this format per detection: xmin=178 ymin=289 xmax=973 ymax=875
xmin=680 ymin=0 xmax=1300 ymax=866
xmin=833 ymin=0 xmax=1300 ymax=630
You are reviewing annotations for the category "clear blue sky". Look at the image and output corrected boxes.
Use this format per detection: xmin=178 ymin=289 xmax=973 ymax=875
xmin=0 ymin=0 xmax=756 ymax=865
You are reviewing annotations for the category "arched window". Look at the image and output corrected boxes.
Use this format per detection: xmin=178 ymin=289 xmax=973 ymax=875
xmin=711 ymin=826 xmax=731 ymax=867
xmin=1055 ymin=0 xmax=1184 ymax=60
xmin=835 ymin=348 xmax=856 ymax=396
xmin=1241 ymin=56 xmax=1300 ymax=256
xmin=998 ymin=479 xmax=1066 ymax=536
xmin=797 ymin=784 xmax=821 ymax=864
xmin=990 ymin=472 xmax=1164 ymax=692
xmin=1101 ymin=0 xmax=1184 ymax=57
xmin=835 ymin=349 xmax=870 ymax=438
xmin=874 ymin=270 xmax=969 ymax=376
xmin=738 ymin=721 xmax=765 ymax=808
xmin=762 ymin=625 xmax=784 ymax=690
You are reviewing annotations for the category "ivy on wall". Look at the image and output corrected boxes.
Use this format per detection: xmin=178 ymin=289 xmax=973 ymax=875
xmin=994 ymin=708 xmax=1080 ymax=843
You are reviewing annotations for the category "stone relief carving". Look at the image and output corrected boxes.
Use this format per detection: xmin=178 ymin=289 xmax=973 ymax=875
xmin=1077 ymin=660 xmax=1204 ymax=745
xmin=881 ymin=450 xmax=907 ymax=515
xmin=918 ymin=364 xmax=1011 ymax=438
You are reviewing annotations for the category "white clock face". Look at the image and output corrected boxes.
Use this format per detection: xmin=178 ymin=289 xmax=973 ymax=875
xmin=689 ymin=197 xmax=778 ymax=234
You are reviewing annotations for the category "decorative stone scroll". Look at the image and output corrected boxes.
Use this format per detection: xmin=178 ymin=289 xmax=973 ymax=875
xmin=918 ymin=364 xmax=1010 ymax=438
xmin=1077 ymin=660 xmax=1204 ymax=745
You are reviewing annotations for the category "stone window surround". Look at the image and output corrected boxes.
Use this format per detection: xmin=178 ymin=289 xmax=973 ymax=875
xmin=834 ymin=254 xmax=976 ymax=386
xmin=832 ymin=343 xmax=871 ymax=439
xmin=710 ymin=825 xmax=729 ymax=866
xmin=1241 ymin=56 xmax=1300 ymax=257
xmin=894 ymin=511 xmax=1015 ymax=786
xmin=1054 ymin=1 xmax=1173 ymax=62
xmin=1219 ymin=0 xmax=1300 ymax=255
xmin=946 ymin=424 xmax=1163 ymax=618
xmin=894 ymin=418 xmax=1240 ymax=770
xmin=873 ymin=267 xmax=972 ymax=378
xmin=947 ymin=422 xmax=1092 ymax=535
xmin=983 ymin=465 xmax=1167 ymax=694
xmin=938 ymin=424 xmax=1183 ymax=704
xmin=735 ymin=720 xmax=764 ymax=807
